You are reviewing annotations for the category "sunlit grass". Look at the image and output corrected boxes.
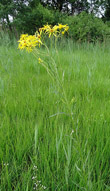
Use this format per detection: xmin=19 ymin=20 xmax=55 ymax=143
xmin=0 ymin=40 xmax=110 ymax=190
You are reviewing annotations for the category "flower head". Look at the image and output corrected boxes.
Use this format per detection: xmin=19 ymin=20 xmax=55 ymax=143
xmin=58 ymin=24 xmax=69 ymax=34
xmin=38 ymin=58 xmax=43 ymax=64
xmin=18 ymin=34 xmax=42 ymax=52
xmin=38 ymin=24 xmax=69 ymax=38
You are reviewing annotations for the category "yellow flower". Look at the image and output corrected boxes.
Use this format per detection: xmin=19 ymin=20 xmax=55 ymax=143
xmin=58 ymin=24 xmax=69 ymax=35
xmin=38 ymin=24 xmax=69 ymax=38
xmin=39 ymin=24 xmax=59 ymax=38
xmin=38 ymin=58 xmax=43 ymax=64
xmin=53 ymin=25 xmax=59 ymax=31
xmin=18 ymin=24 xmax=69 ymax=52
xmin=40 ymin=24 xmax=51 ymax=31
xmin=48 ymin=28 xmax=57 ymax=38
xmin=58 ymin=24 xmax=64 ymax=30
xmin=35 ymin=30 xmax=42 ymax=40
xmin=18 ymin=34 xmax=42 ymax=52
xmin=19 ymin=34 xmax=28 ymax=40
xmin=64 ymin=25 xmax=69 ymax=32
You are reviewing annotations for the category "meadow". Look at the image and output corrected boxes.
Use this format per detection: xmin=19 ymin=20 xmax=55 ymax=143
xmin=0 ymin=37 xmax=110 ymax=191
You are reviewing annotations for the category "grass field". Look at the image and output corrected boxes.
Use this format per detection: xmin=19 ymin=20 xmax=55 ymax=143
xmin=0 ymin=39 xmax=110 ymax=191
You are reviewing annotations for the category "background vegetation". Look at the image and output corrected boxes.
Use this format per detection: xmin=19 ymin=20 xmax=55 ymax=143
xmin=0 ymin=35 xmax=110 ymax=190
xmin=1 ymin=1 xmax=110 ymax=191
xmin=1 ymin=0 xmax=110 ymax=41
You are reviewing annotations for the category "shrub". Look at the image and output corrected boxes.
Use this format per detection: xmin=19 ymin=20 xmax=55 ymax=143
xmin=61 ymin=12 xmax=110 ymax=42
xmin=14 ymin=4 xmax=54 ymax=34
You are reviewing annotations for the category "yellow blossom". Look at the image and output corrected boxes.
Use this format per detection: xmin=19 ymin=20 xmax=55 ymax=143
xmin=18 ymin=24 xmax=69 ymax=52
xmin=58 ymin=24 xmax=65 ymax=30
xmin=38 ymin=58 xmax=43 ymax=64
xmin=18 ymin=34 xmax=42 ymax=52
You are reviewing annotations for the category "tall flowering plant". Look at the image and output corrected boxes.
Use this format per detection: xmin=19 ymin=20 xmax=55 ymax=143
xmin=18 ymin=24 xmax=74 ymax=123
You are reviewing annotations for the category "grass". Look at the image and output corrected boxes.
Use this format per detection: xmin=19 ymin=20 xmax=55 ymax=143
xmin=0 ymin=38 xmax=110 ymax=191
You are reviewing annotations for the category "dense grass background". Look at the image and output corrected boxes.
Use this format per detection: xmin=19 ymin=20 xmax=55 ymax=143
xmin=0 ymin=38 xmax=110 ymax=191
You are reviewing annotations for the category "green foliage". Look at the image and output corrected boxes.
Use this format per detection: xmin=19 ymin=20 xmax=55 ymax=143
xmin=0 ymin=0 xmax=30 ymax=32
xmin=33 ymin=4 xmax=54 ymax=28
xmin=1 ymin=37 xmax=110 ymax=190
xmin=0 ymin=31 xmax=17 ymax=46
xmin=14 ymin=3 xmax=54 ymax=34
xmin=0 ymin=0 xmax=110 ymax=42
xmin=62 ymin=12 xmax=110 ymax=42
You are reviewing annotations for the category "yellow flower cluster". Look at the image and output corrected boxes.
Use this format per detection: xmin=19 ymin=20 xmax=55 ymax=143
xmin=39 ymin=24 xmax=69 ymax=38
xmin=18 ymin=34 xmax=42 ymax=52
xmin=38 ymin=57 xmax=43 ymax=64
xmin=18 ymin=24 xmax=69 ymax=52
